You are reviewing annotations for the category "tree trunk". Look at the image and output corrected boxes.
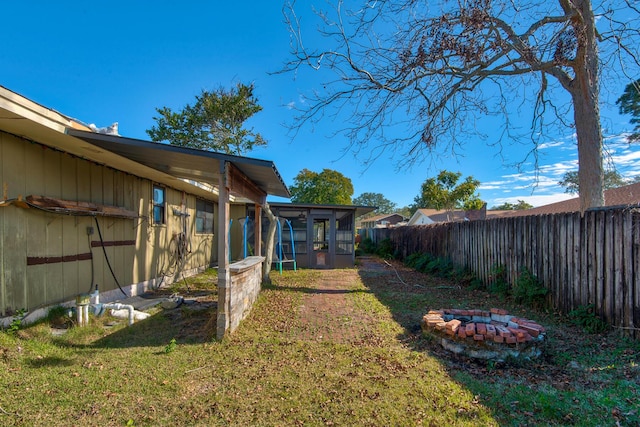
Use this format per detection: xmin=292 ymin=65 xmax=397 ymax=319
xmin=571 ymin=0 xmax=604 ymax=211
xmin=262 ymin=202 xmax=277 ymax=283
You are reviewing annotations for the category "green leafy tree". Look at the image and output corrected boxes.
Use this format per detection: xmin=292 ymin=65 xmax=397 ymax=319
xmin=147 ymin=83 xmax=266 ymax=155
xmin=491 ymin=200 xmax=534 ymax=210
xmin=284 ymin=1 xmax=640 ymax=212
xmin=617 ymin=79 xmax=640 ymax=143
xmin=412 ymin=171 xmax=481 ymax=220
xmin=397 ymin=206 xmax=412 ymax=219
xmin=290 ymin=169 xmax=353 ymax=205
xmin=352 ymin=192 xmax=397 ymax=216
xmin=463 ymin=196 xmax=485 ymax=211
xmin=558 ymin=170 xmax=629 ymax=195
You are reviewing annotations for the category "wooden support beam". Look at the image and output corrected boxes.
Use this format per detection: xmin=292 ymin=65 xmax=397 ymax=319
xmin=227 ymin=162 xmax=266 ymax=203
xmin=254 ymin=203 xmax=262 ymax=257
xmin=217 ymin=160 xmax=231 ymax=340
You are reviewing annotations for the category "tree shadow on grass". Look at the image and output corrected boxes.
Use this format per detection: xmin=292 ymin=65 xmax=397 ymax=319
xmin=26 ymin=355 xmax=75 ymax=368
xmin=56 ymin=303 xmax=217 ymax=350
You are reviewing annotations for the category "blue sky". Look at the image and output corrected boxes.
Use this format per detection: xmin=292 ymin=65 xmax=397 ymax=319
xmin=1 ymin=1 xmax=639 ymax=209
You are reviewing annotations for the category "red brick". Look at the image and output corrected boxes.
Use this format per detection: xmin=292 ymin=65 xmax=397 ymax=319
xmin=476 ymin=323 xmax=487 ymax=335
xmin=473 ymin=334 xmax=485 ymax=341
xmin=434 ymin=322 xmax=447 ymax=331
xmin=445 ymin=328 xmax=456 ymax=336
xmin=457 ymin=327 xmax=467 ymax=338
xmin=445 ymin=319 xmax=462 ymax=333
xmin=507 ymin=327 xmax=526 ymax=339
xmin=521 ymin=322 xmax=545 ymax=333
xmin=519 ymin=324 xmax=540 ymax=338
xmin=465 ymin=323 xmax=476 ymax=336
xmin=493 ymin=335 xmax=504 ymax=343
xmin=490 ymin=308 xmax=508 ymax=315
xmin=486 ymin=324 xmax=496 ymax=338
xmin=495 ymin=325 xmax=512 ymax=337
xmin=424 ymin=319 xmax=442 ymax=326
xmin=506 ymin=336 xmax=517 ymax=344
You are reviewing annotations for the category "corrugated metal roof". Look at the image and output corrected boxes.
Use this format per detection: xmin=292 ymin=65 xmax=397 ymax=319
xmin=67 ymin=129 xmax=290 ymax=199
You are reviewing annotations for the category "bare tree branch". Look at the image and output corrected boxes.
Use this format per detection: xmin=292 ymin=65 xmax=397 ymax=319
xmin=279 ymin=0 xmax=640 ymax=209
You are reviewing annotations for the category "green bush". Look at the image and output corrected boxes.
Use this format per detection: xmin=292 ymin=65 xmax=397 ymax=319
xmin=512 ymin=267 xmax=548 ymax=308
xmin=487 ymin=264 xmax=509 ymax=296
xmin=376 ymin=238 xmax=394 ymax=258
xmin=403 ymin=252 xmax=475 ymax=283
xmin=359 ymin=237 xmax=376 ymax=254
xmin=3 ymin=309 xmax=26 ymax=335
xmin=568 ymin=305 xmax=609 ymax=334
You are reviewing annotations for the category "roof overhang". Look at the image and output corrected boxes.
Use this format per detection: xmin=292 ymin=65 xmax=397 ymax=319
xmin=0 ymin=85 xmax=289 ymax=204
xmin=66 ymin=130 xmax=290 ymax=201
xmin=267 ymin=202 xmax=375 ymax=218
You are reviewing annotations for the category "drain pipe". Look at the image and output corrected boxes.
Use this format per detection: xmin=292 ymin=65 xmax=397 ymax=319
xmin=76 ymin=294 xmax=91 ymax=327
xmin=88 ymin=286 xmax=139 ymax=326
xmin=102 ymin=303 xmax=135 ymax=326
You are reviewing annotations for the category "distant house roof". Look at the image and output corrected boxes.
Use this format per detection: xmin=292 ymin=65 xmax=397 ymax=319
xmin=502 ymin=182 xmax=640 ymax=217
xmin=358 ymin=213 xmax=407 ymax=228
xmin=408 ymin=206 xmax=511 ymax=225
xmin=365 ymin=213 xmax=398 ymax=222
xmin=407 ymin=209 xmax=435 ymax=226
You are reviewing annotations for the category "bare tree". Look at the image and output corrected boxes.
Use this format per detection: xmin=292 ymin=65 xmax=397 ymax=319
xmin=281 ymin=0 xmax=640 ymax=211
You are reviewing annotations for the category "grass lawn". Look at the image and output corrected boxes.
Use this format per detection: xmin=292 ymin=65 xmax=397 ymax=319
xmin=1 ymin=257 xmax=638 ymax=426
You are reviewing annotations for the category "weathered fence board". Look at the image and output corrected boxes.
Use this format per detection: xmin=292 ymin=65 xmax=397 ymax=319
xmin=367 ymin=207 xmax=639 ymax=338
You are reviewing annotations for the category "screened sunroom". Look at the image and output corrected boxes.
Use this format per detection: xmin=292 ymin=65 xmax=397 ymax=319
xmin=245 ymin=203 xmax=374 ymax=269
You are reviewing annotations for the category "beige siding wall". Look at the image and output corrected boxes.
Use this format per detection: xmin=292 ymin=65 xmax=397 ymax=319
xmin=0 ymin=132 xmax=216 ymax=316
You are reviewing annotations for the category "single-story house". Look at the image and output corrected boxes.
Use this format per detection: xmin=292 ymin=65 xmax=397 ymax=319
xmin=407 ymin=209 xmax=437 ymax=226
xmin=0 ymin=85 xmax=289 ymax=337
xmin=359 ymin=213 xmax=406 ymax=229
xmin=408 ymin=204 xmax=509 ymax=225
xmin=248 ymin=203 xmax=375 ymax=269
xmin=499 ymin=182 xmax=640 ymax=217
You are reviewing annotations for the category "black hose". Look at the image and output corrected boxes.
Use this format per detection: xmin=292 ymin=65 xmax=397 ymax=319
xmin=94 ymin=216 xmax=127 ymax=297
xmin=87 ymin=231 xmax=94 ymax=294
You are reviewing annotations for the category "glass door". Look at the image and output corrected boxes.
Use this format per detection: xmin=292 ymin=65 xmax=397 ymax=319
xmin=311 ymin=217 xmax=331 ymax=268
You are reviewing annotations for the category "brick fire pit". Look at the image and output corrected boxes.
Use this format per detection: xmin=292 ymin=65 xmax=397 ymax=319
xmin=422 ymin=308 xmax=546 ymax=361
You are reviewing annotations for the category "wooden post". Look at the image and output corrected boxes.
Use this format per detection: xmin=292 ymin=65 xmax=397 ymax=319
xmin=217 ymin=160 xmax=231 ymax=340
xmin=254 ymin=203 xmax=262 ymax=257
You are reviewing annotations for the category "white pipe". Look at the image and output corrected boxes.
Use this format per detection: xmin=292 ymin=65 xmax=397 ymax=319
xmin=103 ymin=303 xmax=135 ymax=326
xmin=77 ymin=305 xmax=84 ymax=326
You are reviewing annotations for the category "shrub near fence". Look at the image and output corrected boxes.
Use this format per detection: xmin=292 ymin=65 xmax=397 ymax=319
xmin=366 ymin=207 xmax=640 ymax=338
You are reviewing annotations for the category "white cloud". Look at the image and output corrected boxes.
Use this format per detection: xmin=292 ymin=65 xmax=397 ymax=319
xmin=491 ymin=193 xmax=574 ymax=208
xmin=537 ymin=140 xmax=566 ymax=150
xmin=612 ymin=150 xmax=640 ymax=166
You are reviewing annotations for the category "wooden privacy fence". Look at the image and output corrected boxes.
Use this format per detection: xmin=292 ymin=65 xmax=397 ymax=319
xmin=365 ymin=207 xmax=640 ymax=338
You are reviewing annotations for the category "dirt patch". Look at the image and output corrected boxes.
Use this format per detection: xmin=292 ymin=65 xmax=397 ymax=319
xmin=293 ymin=267 xmax=381 ymax=344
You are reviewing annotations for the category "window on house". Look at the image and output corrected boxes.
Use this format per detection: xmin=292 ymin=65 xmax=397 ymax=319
xmin=196 ymin=199 xmax=214 ymax=234
xmin=152 ymin=185 xmax=165 ymax=225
